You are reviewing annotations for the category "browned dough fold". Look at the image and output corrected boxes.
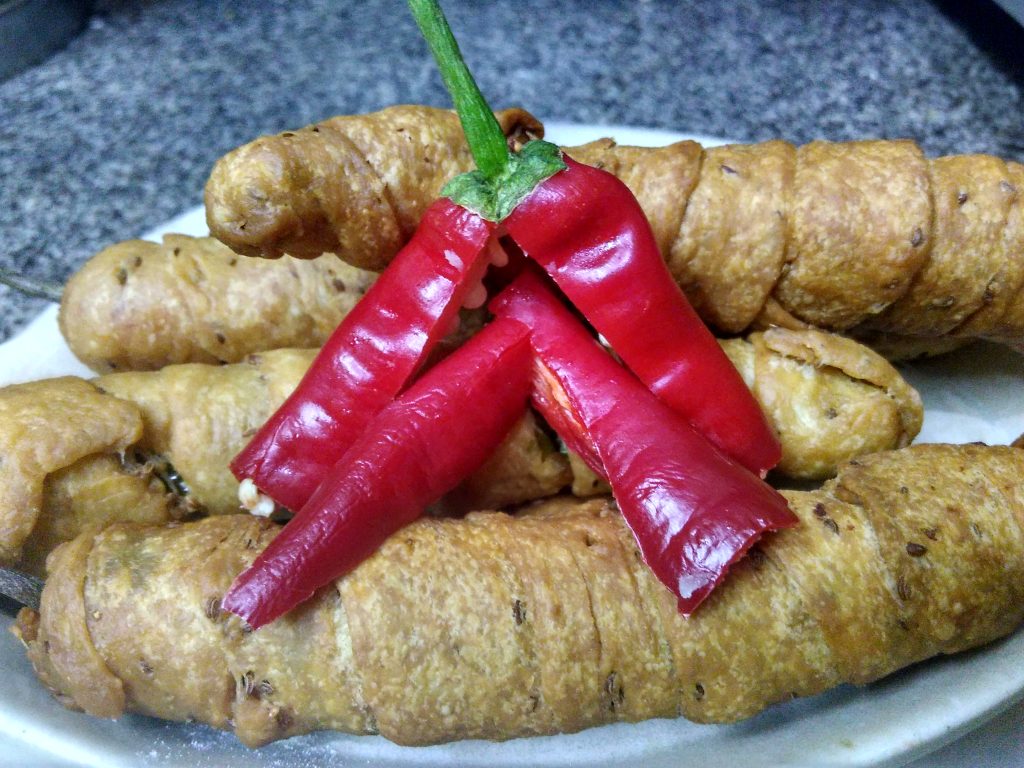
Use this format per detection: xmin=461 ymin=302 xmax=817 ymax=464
xmin=14 ymin=443 xmax=1024 ymax=746
xmin=0 ymin=378 xmax=176 ymax=574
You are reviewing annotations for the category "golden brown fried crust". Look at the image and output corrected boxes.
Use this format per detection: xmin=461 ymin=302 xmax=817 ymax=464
xmin=92 ymin=329 xmax=922 ymax=510
xmin=587 ymin=138 xmax=1024 ymax=346
xmin=97 ymin=349 xmax=568 ymax=517
xmin=777 ymin=140 xmax=933 ymax=330
xmin=720 ymin=328 xmax=922 ymax=479
xmin=204 ymin=109 xmax=1024 ymax=346
xmin=60 ymin=235 xmax=375 ymax=373
xmin=17 ymin=443 xmax=1024 ymax=746
xmin=17 ymin=455 xmax=175 ymax=577
xmin=0 ymin=327 xmax=920 ymax=570
xmin=669 ymin=140 xmax=794 ymax=333
xmin=96 ymin=349 xmax=317 ymax=516
xmin=0 ymin=378 xmax=160 ymax=568
xmin=870 ymin=156 xmax=1017 ymax=336
xmin=566 ymin=138 xmax=703 ymax=259
xmin=204 ymin=105 xmax=542 ymax=269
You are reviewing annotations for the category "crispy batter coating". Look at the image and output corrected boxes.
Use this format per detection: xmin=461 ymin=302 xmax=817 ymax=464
xmin=668 ymin=140 xmax=794 ymax=332
xmin=19 ymin=455 xmax=175 ymax=577
xmin=16 ymin=444 xmax=1024 ymax=746
xmin=0 ymin=351 xmax=572 ymax=569
xmin=203 ymin=107 xmax=1024 ymax=346
xmin=96 ymin=349 xmax=317 ymax=516
xmin=95 ymin=349 xmax=569 ymax=516
xmin=0 ymin=327 xmax=921 ymax=570
xmin=205 ymin=105 xmax=542 ymax=268
xmin=721 ymin=328 xmax=922 ymax=479
xmin=0 ymin=378 xmax=173 ymax=572
xmin=606 ymin=138 xmax=1024 ymax=345
xmin=2 ymin=323 xmax=924 ymax=568
xmin=60 ymin=235 xmax=375 ymax=373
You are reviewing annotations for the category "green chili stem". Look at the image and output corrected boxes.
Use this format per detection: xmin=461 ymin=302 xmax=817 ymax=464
xmin=407 ymin=0 xmax=510 ymax=180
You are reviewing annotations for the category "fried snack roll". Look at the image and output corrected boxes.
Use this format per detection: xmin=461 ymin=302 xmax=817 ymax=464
xmin=574 ymin=138 xmax=1024 ymax=345
xmin=15 ymin=444 xmax=1024 ymax=746
xmin=95 ymin=349 xmax=318 ymax=515
xmin=0 ymin=328 xmax=920 ymax=569
xmin=208 ymin=110 xmax=1024 ymax=343
xmin=93 ymin=324 xmax=920 ymax=509
xmin=721 ymin=328 xmax=922 ymax=479
xmin=2 ymin=320 xmax=922 ymax=565
xmin=0 ymin=378 xmax=175 ymax=575
xmin=60 ymin=235 xmax=376 ymax=373
xmin=568 ymin=325 xmax=923 ymax=491
xmin=94 ymin=349 xmax=570 ymax=516
xmin=205 ymin=105 xmax=542 ymax=269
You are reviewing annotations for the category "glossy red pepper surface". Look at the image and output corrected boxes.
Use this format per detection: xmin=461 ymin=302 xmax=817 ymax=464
xmin=504 ymin=156 xmax=781 ymax=477
xmin=491 ymin=271 xmax=797 ymax=613
xmin=222 ymin=316 xmax=533 ymax=629
xmin=230 ymin=198 xmax=495 ymax=512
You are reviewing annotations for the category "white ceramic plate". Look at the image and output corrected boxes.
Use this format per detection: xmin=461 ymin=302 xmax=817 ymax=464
xmin=2 ymin=123 xmax=1024 ymax=768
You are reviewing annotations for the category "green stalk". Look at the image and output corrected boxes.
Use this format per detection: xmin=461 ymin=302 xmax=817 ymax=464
xmin=407 ymin=0 xmax=565 ymax=221
xmin=408 ymin=0 xmax=510 ymax=180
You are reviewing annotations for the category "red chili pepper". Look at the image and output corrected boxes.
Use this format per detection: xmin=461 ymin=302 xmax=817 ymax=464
xmin=222 ymin=316 xmax=533 ymax=629
xmin=503 ymin=157 xmax=782 ymax=477
xmin=230 ymin=198 xmax=495 ymax=512
xmin=490 ymin=271 xmax=797 ymax=613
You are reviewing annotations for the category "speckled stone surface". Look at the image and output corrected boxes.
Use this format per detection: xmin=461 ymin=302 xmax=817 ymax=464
xmin=0 ymin=0 xmax=1022 ymax=342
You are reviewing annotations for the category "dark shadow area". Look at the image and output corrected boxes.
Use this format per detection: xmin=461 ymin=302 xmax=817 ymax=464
xmin=1 ymin=595 xmax=23 ymax=617
xmin=932 ymin=0 xmax=1024 ymax=86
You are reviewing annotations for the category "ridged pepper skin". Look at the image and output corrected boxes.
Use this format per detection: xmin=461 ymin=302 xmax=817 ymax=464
xmin=491 ymin=271 xmax=797 ymax=613
xmin=504 ymin=156 xmax=782 ymax=477
xmin=230 ymin=198 xmax=495 ymax=512
xmin=222 ymin=317 xmax=533 ymax=629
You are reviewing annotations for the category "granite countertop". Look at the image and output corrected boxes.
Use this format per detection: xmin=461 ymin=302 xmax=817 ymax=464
xmin=1 ymin=0 xmax=1023 ymax=342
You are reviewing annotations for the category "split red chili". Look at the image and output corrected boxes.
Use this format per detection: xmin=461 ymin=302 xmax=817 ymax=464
xmin=223 ymin=316 xmax=533 ymax=629
xmin=503 ymin=158 xmax=782 ymax=477
xmin=491 ymin=270 xmax=797 ymax=613
xmin=225 ymin=0 xmax=794 ymax=629
xmin=230 ymin=198 xmax=495 ymax=512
